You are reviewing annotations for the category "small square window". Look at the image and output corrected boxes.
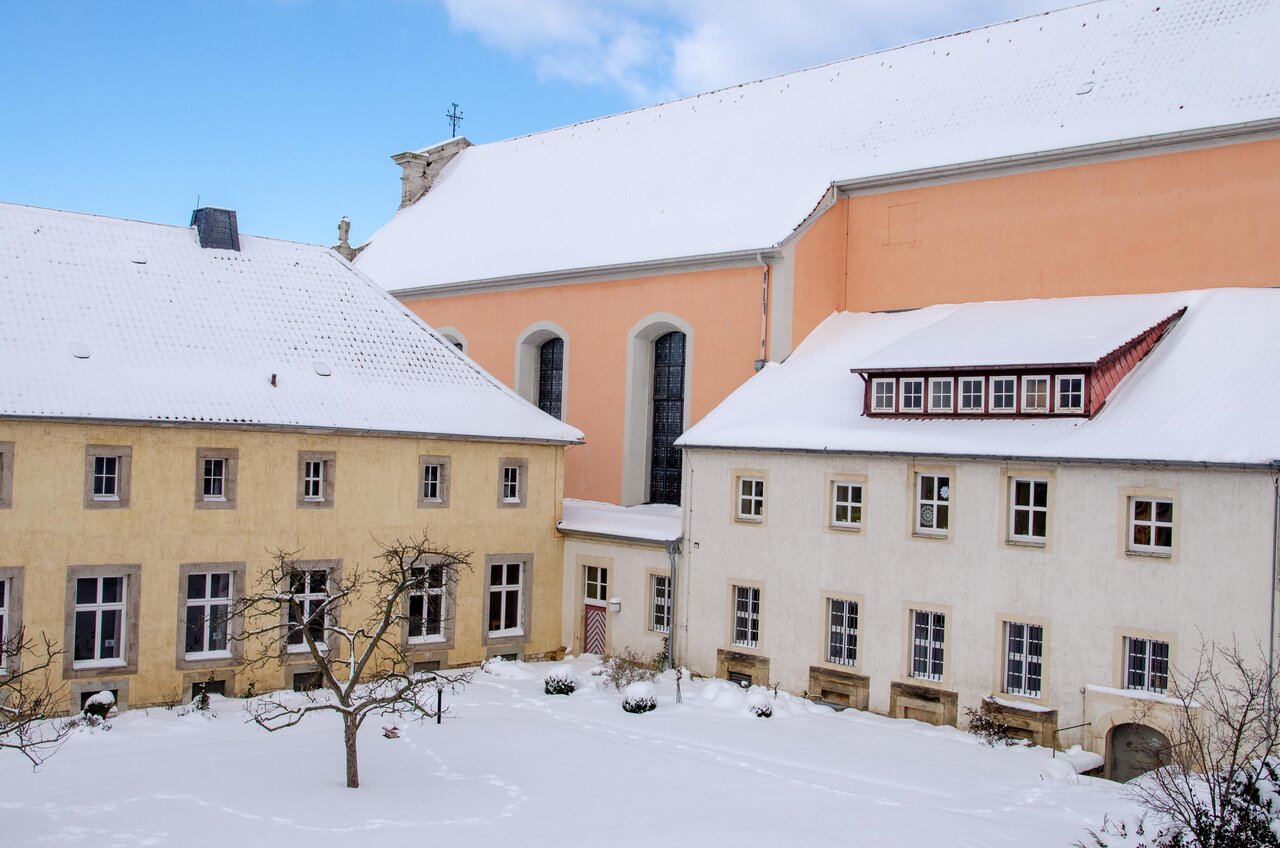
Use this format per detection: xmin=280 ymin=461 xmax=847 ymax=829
xmin=830 ymin=480 xmax=863 ymax=529
xmin=959 ymin=378 xmax=984 ymax=413
xmin=871 ymin=378 xmax=896 ymax=412
xmin=736 ymin=476 xmax=765 ymax=521
xmin=1056 ymin=375 xmax=1085 ymax=413
xmin=1009 ymin=477 xmax=1049 ymax=543
xmin=899 ymin=378 xmax=924 ymax=412
xmin=1022 ymin=376 xmax=1050 ymax=413
xmin=915 ymin=473 xmax=950 ymax=536
xmin=497 ymin=458 xmax=528 ymax=508
xmin=296 ymin=452 xmax=335 ymax=509
xmin=84 ymin=445 xmax=132 ymax=509
xmin=418 ymin=455 xmax=451 ymax=509
xmin=1128 ymin=497 xmax=1174 ymax=554
xmin=989 ymin=377 xmax=1016 ymax=412
xmin=195 ymin=449 xmax=237 ymax=509
xmin=928 ymin=378 xmax=953 ymax=413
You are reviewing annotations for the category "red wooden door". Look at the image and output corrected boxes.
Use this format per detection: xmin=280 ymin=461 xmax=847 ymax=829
xmin=584 ymin=604 xmax=607 ymax=655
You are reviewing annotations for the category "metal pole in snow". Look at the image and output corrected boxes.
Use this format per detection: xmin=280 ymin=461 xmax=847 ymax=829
xmin=437 ymin=685 xmax=442 ymax=724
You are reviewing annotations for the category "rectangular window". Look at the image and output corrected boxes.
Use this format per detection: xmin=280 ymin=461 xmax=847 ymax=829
xmin=915 ymin=473 xmax=950 ymax=535
xmin=303 ymin=461 xmax=324 ymax=501
xmin=650 ymin=574 xmax=672 ymax=634
xmin=1022 ymin=376 xmax=1050 ymax=413
xmin=928 ymin=378 xmax=953 ymax=413
xmin=418 ymin=455 xmax=451 ymax=509
xmin=408 ymin=564 xmax=446 ymax=642
xmin=195 ymin=449 xmax=237 ymax=509
xmin=910 ymin=609 xmax=945 ymax=681
xmin=286 ymin=570 xmax=329 ymax=650
xmin=501 ymin=466 xmax=520 ymax=503
xmin=831 ymin=481 xmax=863 ymax=529
xmin=990 ymin=377 xmax=1016 ymax=412
xmin=1009 ymin=478 xmax=1049 ymax=543
xmin=827 ymin=598 xmax=858 ymax=667
xmin=1056 ymin=375 xmax=1085 ymax=413
xmin=584 ymin=565 xmax=608 ymax=603
xmin=202 ymin=458 xmax=226 ymax=501
xmin=732 ymin=585 xmax=761 ymax=648
xmin=488 ymin=562 xmax=524 ymax=636
xmin=1125 ymin=637 xmax=1170 ymax=694
xmin=736 ymin=476 xmax=764 ymax=521
xmin=297 ymin=452 xmax=335 ymax=508
xmin=0 ymin=442 xmax=12 ymax=509
xmin=422 ymin=464 xmax=441 ymax=501
xmin=899 ymin=378 xmax=924 ymax=412
xmin=871 ymin=378 xmax=896 ymax=412
xmin=1129 ymin=497 xmax=1174 ymax=554
xmin=185 ymin=572 xmax=232 ymax=658
xmin=73 ymin=576 xmax=127 ymax=667
xmin=93 ymin=455 xmax=119 ymax=500
xmin=1004 ymin=621 xmax=1044 ymax=697
xmin=959 ymin=377 xmax=984 ymax=413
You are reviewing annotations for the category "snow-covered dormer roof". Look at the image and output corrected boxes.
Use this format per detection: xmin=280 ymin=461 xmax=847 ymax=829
xmin=0 ymin=202 xmax=583 ymax=444
xmin=356 ymin=0 xmax=1280 ymax=292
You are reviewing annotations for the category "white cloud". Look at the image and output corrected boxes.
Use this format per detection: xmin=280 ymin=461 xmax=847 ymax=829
xmin=439 ymin=0 xmax=1065 ymax=104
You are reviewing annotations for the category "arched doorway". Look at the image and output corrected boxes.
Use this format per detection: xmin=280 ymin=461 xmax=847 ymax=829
xmin=1108 ymin=723 xmax=1171 ymax=782
xmin=649 ymin=331 xmax=685 ymax=505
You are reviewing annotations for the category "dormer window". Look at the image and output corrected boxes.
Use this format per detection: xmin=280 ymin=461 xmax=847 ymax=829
xmin=928 ymin=378 xmax=953 ymax=413
xmin=990 ymin=377 xmax=1016 ymax=412
xmin=959 ymin=377 xmax=984 ymax=413
xmin=1056 ymin=375 xmax=1084 ymax=413
xmin=1022 ymin=376 xmax=1050 ymax=413
xmin=871 ymin=379 xmax=896 ymax=412
xmin=900 ymin=378 xmax=924 ymax=412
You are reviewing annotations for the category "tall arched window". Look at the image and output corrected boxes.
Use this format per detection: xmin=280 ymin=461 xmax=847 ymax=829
xmin=537 ymin=337 xmax=564 ymax=419
xmin=649 ymin=331 xmax=686 ymax=505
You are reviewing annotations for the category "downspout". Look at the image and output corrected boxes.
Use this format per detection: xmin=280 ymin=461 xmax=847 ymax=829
xmin=755 ymin=253 xmax=769 ymax=371
xmin=1270 ymin=468 xmax=1279 ymax=717
xmin=665 ymin=538 xmax=680 ymax=672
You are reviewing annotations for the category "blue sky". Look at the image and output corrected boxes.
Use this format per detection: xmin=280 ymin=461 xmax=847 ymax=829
xmin=1 ymin=0 xmax=1060 ymax=246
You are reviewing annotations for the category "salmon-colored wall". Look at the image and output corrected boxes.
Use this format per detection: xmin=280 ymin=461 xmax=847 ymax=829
xmin=840 ymin=138 xmax=1280 ymax=313
xmin=401 ymin=267 xmax=764 ymax=503
xmin=789 ymin=196 xmax=849 ymax=349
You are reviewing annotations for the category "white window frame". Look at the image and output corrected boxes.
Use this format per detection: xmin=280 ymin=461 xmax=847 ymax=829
xmin=830 ymin=481 xmax=863 ymax=530
xmin=928 ymin=377 xmax=954 ymax=413
xmin=584 ymin=565 xmax=608 ymax=604
xmin=732 ymin=585 xmax=760 ymax=649
xmin=736 ymin=476 xmax=764 ymax=521
xmin=201 ymin=457 xmax=226 ymax=502
xmin=1055 ymin=374 xmax=1085 ymax=413
xmin=899 ymin=378 xmax=924 ymax=412
xmin=92 ymin=455 xmax=120 ymax=501
xmin=871 ymin=378 xmax=896 ymax=412
xmin=1003 ymin=621 xmax=1043 ymax=698
xmin=408 ymin=564 xmax=447 ymax=643
xmin=989 ymin=376 xmax=1016 ymax=412
xmin=487 ymin=561 xmax=524 ymax=638
xmin=1128 ymin=497 xmax=1174 ymax=554
xmin=1022 ymin=375 xmax=1050 ymax=413
xmin=501 ymin=465 xmax=521 ymax=504
xmin=826 ymin=598 xmax=858 ymax=667
xmin=914 ymin=473 xmax=950 ymax=536
xmin=1009 ymin=477 xmax=1049 ymax=544
xmin=650 ymin=574 xmax=672 ymax=634
xmin=73 ymin=575 xmax=127 ymax=669
xmin=1125 ymin=636 xmax=1170 ymax=694
xmin=184 ymin=571 xmax=233 ymax=660
xmin=302 ymin=460 xmax=324 ymax=502
xmin=421 ymin=463 xmax=441 ymax=502
xmin=910 ymin=609 xmax=945 ymax=682
xmin=286 ymin=569 xmax=330 ymax=652
xmin=958 ymin=377 xmax=985 ymax=413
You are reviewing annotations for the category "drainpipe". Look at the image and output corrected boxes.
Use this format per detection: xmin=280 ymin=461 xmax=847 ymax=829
xmin=755 ymin=253 xmax=769 ymax=371
xmin=1270 ymin=468 xmax=1279 ymax=717
xmin=665 ymin=538 xmax=680 ymax=672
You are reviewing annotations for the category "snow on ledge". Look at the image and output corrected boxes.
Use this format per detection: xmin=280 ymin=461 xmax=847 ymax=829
xmin=558 ymin=499 xmax=683 ymax=544
xmin=1085 ymin=684 xmax=1195 ymax=708
xmin=987 ymin=695 xmax=1055 ymax=714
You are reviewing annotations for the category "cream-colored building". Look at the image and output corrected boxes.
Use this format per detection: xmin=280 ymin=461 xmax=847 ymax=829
xmin=0 ymin=203 xmax=582 ymax=712
xmin=674 ymin=290 xmax=1280 ymax=780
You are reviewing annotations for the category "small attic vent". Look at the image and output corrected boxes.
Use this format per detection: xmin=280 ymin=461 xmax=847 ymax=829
xmin=70 ymin=342 xmax=90 ymax=360
xmin=313 ymin=362 xmax=333 ymax=377
xmin=190 ymin=207 xmax=240 ymax=251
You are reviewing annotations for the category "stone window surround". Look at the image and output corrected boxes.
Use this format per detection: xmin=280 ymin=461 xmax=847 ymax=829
xmin=182 ymin=668 xmax=237 ymax=702
xmin=0 ymin=441 xmax=13 ymax=508
xmin=175 ymin=561 xmax=247 ymax=671
xmin=83 ymin=444 xmax=132 ymax=509
xmin=0 ymin=566 xmax=25 ymax=675
xmin=514 ymin=320 xmax=571 ymax=420
xmin=991 ymin=612 xmax=1051 ymax=703
xmin=482 ymin=553 xmax=534 ymax=649
xmin=731 ymin=469 xmax=767 ymax=525
xmin=1119 ymin=486 xmax=1180 ymax=560
xmin=417 ymin=454 xmax=452 ymax=509
xmin=899 ymin=600 xmax=954 ymax=690
xmin=819 ymin=590 xmax=865 ymax=673
xmin=727 ymin=579 xmax=765 ymax=653
xmin=70 ymin=677 xmax=131 ymax=714
xmin=296 ymin=451 xmax=336 ymax=509
xmin=195 ymin=447 xmax=239 ymax=510
xmin=808 ymin=665 xmax=870 ymax=711
xmin=907 ymin=462 xmax=955 ymax=542
xmin=1113 ymin=625 xmax=1177 ymax=694
xmin=400 ymin=554 xmax=459 ymax=653
xmin=279 ymin=559 xmax=342 ymax=663
xmin=496 ymin=457 xmax=528 ymax=509
xmin=621 ymin=312 xmax=694 ymax=507
xmin=716 ymin=648 xmax=770 ymax=687
xmin=63 ymin=563 xmax=142 ymax=680
xmin=825 ymin=472 xmax=868 ymax=533
xmin=1001 ymin=467 xmax=1055 ymax=550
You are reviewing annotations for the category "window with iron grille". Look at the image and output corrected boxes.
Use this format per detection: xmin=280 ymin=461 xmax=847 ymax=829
xmin=732 ymin=585 xmax=760 ymax=648
xmin=910 ymin=609 xmax=945 ymax=681
xmin=185 ymin=572 xmax=232 ymax=658
xmin=408 ymin=564 xmax=446 ymax=641
xmin=537 ymin=337 xmax=564 ymax=420
xmin=915 ymin=473 xmax=950 ymax=535
xmin=827 ymin=598 xmax=858 ymax=666
xmin=650 ymin=574 xmax=671 ymax=633
xmin=649 ymin=331 xmax=685 ymax=505
xmin=1009 ymin=478 xmax=1048 ymax=543
xmin=1004 ymin=621 xmax=1043 ymax=697
xmin=286 ymin=570 xmax=329 ymax=650
xmin=1125 ymin=637 xmax=1170 ymax=693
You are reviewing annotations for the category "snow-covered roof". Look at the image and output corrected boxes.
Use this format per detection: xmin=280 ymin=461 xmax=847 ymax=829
xmin=0 ymin=202 xmax=583 ymax=444
xmin=558 ymin=499 xmax=682 ymax=544
xmin=677 ymin=289 xmax=1280 ymax=467
xmin=356 ymin=0 xmax=1280 ymax=291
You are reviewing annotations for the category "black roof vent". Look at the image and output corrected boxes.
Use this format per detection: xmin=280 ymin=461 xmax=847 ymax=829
xmin=190 ymin=207 xmax=240 ymax=251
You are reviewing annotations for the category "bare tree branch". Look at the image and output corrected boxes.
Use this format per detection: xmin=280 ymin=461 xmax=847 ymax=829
xmin=0 ymin=626 xmax=73 ymax=768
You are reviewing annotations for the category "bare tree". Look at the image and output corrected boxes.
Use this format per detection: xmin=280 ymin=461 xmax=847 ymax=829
xmin=232 ymin=531 xmax=473 ymax=788
xmin=1 ymin=626 xmax=72 ymax=767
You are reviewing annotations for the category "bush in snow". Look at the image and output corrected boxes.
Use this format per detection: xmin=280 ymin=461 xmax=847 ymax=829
xmin=82 ymin=690 xmax=115 ymax=720
xmin=622 ymin=682 xmax=657 ymax=714
xmin=601 ymin=647 xmax=659 ymax=691
xmin=746 ymin=691 xmax=772 ymax=719
xmin=964 ymin=701 xmax=1016 ymax=747
xmin=543 ymin=665 xmax=577 ymax=696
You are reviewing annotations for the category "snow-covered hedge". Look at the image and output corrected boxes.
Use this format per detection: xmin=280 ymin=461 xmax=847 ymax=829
xmin=622 ymin=682 xmax=657 ymax=714
xmin=83 ymin=690 xmax=115 ymax=719
xmin=746 ymin=691 xmax=772 ymax=718
xmin=544 ymin=664 xmax=577 ymax=696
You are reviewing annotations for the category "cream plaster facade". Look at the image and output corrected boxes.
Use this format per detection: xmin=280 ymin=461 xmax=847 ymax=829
xmin=560 ymin=537 xmax=673 ymax=662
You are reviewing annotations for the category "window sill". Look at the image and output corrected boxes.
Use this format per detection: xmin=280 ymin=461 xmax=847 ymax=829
xmin=1126 ymin=549 xmax=1173 ymax=559
xmin=184 ymin=651 xmax=233 ymax=662
xmin=408 ymin=635 xmax=447 ymax=645
xmin=731 ymin=642 xmax=760 ymax=651
xmin=912 ymin=530 xmax=949 ymax=540
xmin=734 ymin=516 xmax=764 ymax=524
xmin=73 ymin=659 xmax=126 ymax=671
xmin=488 ymin=628 xmax=524 ymax=639
xmin=1006 ymin=538 xmax=1046 ymax=548
xmin=829 ymin=523 xmax=862 ymax=533
xmin=92 ymin=495 xmax=121 ymax=503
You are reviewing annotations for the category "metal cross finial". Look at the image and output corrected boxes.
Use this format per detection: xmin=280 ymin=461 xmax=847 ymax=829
xmin=446 ymin=103 xmax=463 ymax=138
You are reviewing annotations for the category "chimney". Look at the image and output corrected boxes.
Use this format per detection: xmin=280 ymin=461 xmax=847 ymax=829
xmin=391 ymin=136 xmax=472 ymax=209
xmin=190 ymin=207 xmax=240 ymax=251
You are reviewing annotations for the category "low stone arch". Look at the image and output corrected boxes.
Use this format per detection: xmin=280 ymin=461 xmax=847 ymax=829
xmin=435 ymin=326 xmax=468 ymax=354
xmin=1107 ymin=721 xmax=1172 ymax=783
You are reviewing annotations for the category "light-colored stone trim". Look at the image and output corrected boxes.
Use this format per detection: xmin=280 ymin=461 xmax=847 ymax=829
xmin=0 ymin=442 xmax=13 ymax=508
xmin=906 ymin=461 xmax=956 ymax=542
xmin=63 ymin=563 xmax=141 ymax=679
xmin=296 ymin=451 xmax=336 ymax=509
xmin=889 ymin=680 xmax=959 ymax=727
xmin=1118 ymin=485 xmax=1180 ymax=562
xmin=482 ymin=554 xmax=534 ymax=648
xmin=990 ymin=612 xmax=1052 ymax=705
xmin=434 ymin=326 xmax=468 ymax=353
xmin=279 ymin=559 xmax=342 ymax=663
xmin=1000 ymin=466 xmax=1055 ymax=550
xmin=621 ymin=312 xmax=694 ymax=506
xmin=417 ymin=454 xmax=452 ymax=509
xmin=175 ymin=561 xmax=246 ymax=671
xmin=899 ymin=600 xmax=954 ymax=690
xmin=824 ymin=471 xmax=868 ymax=534
xmin=1112 ymin=624 xmax=1179 ymax=693
xmin=514 ymin=320 xmax=570 ymax=420
xmin=496 ymin=457 xmax=528 ymax=509
xmin=70 ymin=677 xmax=130 ymax=714
xmin=818 ymin=590 xmax=865 ymax=674
xmin=194 ymin=447 xmax=238 ymax=510
xmin=730 ymin=468 xmax=768 ymax=526
xmin=83 ymin=444 xmax=132 ymax=509
xmin=400 ymin=554 xmax=459 ymax=654
xmin=716 ymin=648 xmax=770 ymax=686
xmin=726 ymin=579 xmax=766 ymax=654
xmin=0 ymin=566 xmax=25 ymax=675
xmin=808 ymin=665 xmax=870 ymax=711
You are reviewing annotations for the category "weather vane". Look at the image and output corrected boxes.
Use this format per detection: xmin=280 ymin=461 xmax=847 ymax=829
xmin=446 ymin=103 xmax=464 ymax=138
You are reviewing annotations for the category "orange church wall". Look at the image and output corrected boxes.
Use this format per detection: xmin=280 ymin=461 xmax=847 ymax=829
xmin=399 ymin=266 xmax=764 ymax=504
xmin=789 ymin=196 xmax=849 ymax=350
xmin=839 ymin=138 xmax=1280 ymax=313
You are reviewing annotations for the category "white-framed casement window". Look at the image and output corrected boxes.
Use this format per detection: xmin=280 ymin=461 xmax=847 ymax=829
xmin=1129 ymin=497 xmax=1174 ymax=554
xmin=73 ymin=575 xmax=127 ymax=668
xmin=736 ymin=476 xmax=765 ymax=521
xmin=915 ymin=473 xmax=950 ymax=535
xmin=497 ymin=458 xmax=528 ymax=508
xmin=928 ymin=377 xmax=953 ymax=413
xmin=422 ymin=464 xmax=441 ymax=502
xmin=871 ymin=378 xmax=896 ymax=412
xmin=1056 ymin=375 xmax=1085 ymax=413
xmin=184 ymin=571 xmax=232 ymax=659
xmin=899 ymin=378 xmax=925 ymax=412
xmin=488 ymin=561 xmax=524 ymax=637
xmin=286 ymin=569 xmax=330 ymax=651
xmin=1125 ymin=636 xmax=1170 ymax=694
xmin=297 ymin=451 xmax=335 ymax=508
xmin=418 ymin=455 xmax=451 ymax=509
xmin=826 ymin=598 xmax=858 ymax=667
xmin=303 ymin=461 xmax=324 ymax=502
xmin=959 ymin=377 xmax=984 ymax=413
xmin=1003 ymin=621 xmax=1044 ymax=698
xmin=990 ymin=376 xmax=1016 ymax=412
xmin=1009 ymin=478 xmax=1049 ymax=543
xmin=93 ymin=455 xmax=120 ymax=501
xmin=195 ymin=448 xmax=237 ymax=509
xmin=650 ymin=574 xmax=672 ymax=634
xmin=910 ymin=609 xmax=945 ymax=682
xmin=408 ymin=564 xmax=447 ymax=642
xmin=502 ymin=466 xmax=520 ymax=503
xmin=584 ymin=565 xmax=608 ymax=604
xmin=1022 ymin=376 xmax=1050 ymax=413
xmin=202 ymin=458 xmax=226 ymax=502
xmin=732 ymin=585 xmax=760 ymax=648
xmin=831 ymin=480 xmax=863 ymax=529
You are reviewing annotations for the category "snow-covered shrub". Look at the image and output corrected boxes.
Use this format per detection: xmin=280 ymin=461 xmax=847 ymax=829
xmin=747 ymin=691 xmax=773 ymax=718
xmin=601 ymin=647 xmax=659 ymax=691
xmin=622 ymin=682 xmax=657 ymax=714
xmin=192 ymin=677 xmax=215 ymax=712
xmin=543 ymin=664 xmax=577 ymax=696
xmin=965 ymin=701 xmax=1016 ymax=747
xmin=82 ymin=690 xmax=115 ymax=720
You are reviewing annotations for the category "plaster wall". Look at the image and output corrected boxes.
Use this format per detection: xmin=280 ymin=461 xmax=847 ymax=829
xmin=561 ymin=537 xmax=672 ymax=661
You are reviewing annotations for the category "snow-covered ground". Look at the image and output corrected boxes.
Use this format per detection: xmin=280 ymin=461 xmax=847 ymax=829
xmin=1 ymin=656 xmax=1140 ymax=847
